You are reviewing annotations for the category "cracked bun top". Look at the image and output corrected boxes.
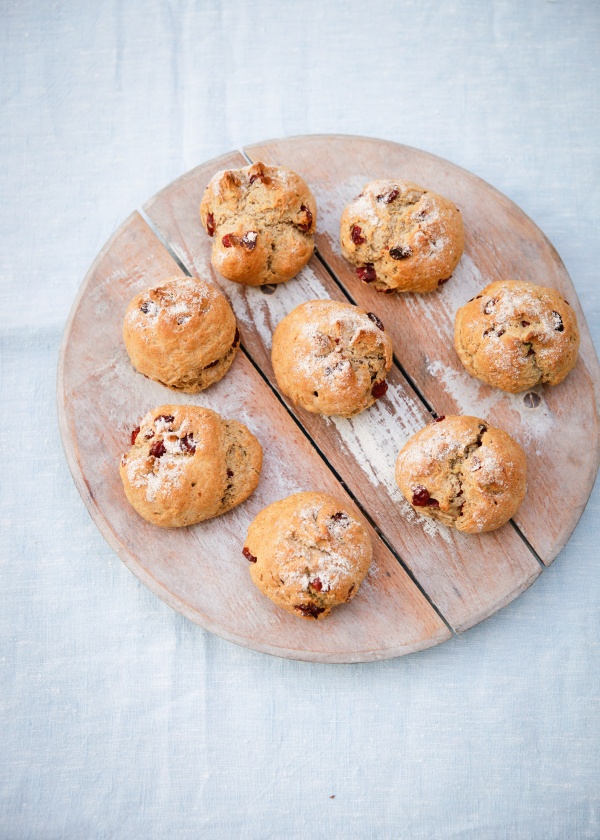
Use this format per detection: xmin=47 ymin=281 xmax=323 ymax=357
xmin=395 ymin=415 xmax=527 ymax=533
xmin=120 ymin=405 xmax=262 ymax=527
xmin=340 ymin=179 xmax=464 ymax=293
xmin=271 ymin=299 xmax=393 ymax=417
xmin=200 ymin=162 xmax=317 ymax=286
xmin=123 ymin=276 xmax=240 ymax=393
xmin=243 ymin=491 xmax=372 ymax=620
xmin=454 ymin=280 xmax=580 ymax=393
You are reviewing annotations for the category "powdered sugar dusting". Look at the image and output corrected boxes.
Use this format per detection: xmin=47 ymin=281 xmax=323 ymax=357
xmin=126 ymin=451 xmax=186 ymax=503
xmin=276 ymin=503 xmax=364 ymax=593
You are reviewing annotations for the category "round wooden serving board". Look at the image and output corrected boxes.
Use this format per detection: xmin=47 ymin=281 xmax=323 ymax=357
xmin=58 ymin=135 xmax=600 ymax=663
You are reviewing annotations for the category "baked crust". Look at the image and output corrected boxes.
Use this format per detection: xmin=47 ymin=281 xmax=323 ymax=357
xmin=271 ymin=299 xmax=393 ymax=417
xmin=120 ymin=405 xmax=262 ymax=527
xmin=123 ymin=276 xmax=239 ymax=393
xmin=454 ymin=280 xmax=580 ymax=393
xmin=244 ymin=492 xmax=372 ymax=620
xmin=395 ymin=415 xmax=527 ymax=533
xmin=340 ymin=179 xmax=464 ymax=293
xmin=200 ymin=162 xmax=317 ymax=286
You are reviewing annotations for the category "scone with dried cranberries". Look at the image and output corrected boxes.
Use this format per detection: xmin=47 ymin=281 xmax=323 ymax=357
xmin=395 ymin=415 xmax=526 ymax=533
xmin=243 ymin=492 xmax=372 ymax=620
xmin=123 ymin=275 xmax=240 ymax=393
xmin=200 ymin=162 xmax=317 ymax=286
xmin=340 ymin=179 xmax=464 ymax=293
xmin=120 ymin=405 xmax=262 ymax=527
xmin=454 ymin=280 xmax=580 ymax=393
xmin=271 ymin=300 xmax=393 ymax=417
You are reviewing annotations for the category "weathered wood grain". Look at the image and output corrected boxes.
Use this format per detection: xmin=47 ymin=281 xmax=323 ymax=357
xmin=244 ymin=135 xmax=600 ymax=563
xmin=144 ymin=151 xmax=542 ymax=632
xmin=57 ymin=211 xmax=450 ymax=662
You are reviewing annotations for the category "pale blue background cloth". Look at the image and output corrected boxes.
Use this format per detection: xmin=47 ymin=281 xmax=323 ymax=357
xmin=1 ymin=1 xmax=599 ymax=837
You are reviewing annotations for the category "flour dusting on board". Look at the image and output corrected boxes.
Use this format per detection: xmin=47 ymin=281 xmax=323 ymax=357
xmin=227 ymin=263 xmax=331 ymax=348
xmin=427 ymin=358 xmax=554 ymax=450
xmin=327 ymin=382 xmax=452 ymax=542
xmin=313 ymin=174 xmax=370 ymax=254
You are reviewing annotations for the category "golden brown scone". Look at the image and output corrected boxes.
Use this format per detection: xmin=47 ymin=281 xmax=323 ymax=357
xmin=123 ymin=276 xmax=239 ymax=393
xmin=454 ymin=280 xmax=580 ymax=393
xmin=340 ymin=179 xmax=464 ymax=293
xmin=271 ymin=300 xmax=393 ymax=417
xmin=243 ymin=492 xmax=372 ymax=620
xmin=395 ymin=415 xmax=526 ymax=533
xmin=199 ymin=162 xmax=317 ymax=286
xmin=120 ymin=405 xmax=262 ymax=527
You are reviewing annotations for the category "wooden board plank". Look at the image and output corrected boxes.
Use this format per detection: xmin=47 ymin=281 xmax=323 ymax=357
xmin=144 ymin=151 xmax=542 ymax=632
xmin=57 ymin=210 xmax=449 ymax=662
xmin=244 ymin=135 xmax=600 ymax=564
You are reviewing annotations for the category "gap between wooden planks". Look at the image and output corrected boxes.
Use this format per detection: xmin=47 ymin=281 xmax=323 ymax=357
xmin=143 ymin=148 xmax=546 ymax=634
xmin=57 ymin=210 xmax=450 ymax=663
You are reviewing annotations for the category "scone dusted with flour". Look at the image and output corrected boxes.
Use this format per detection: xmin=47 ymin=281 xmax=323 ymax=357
xmin=120 ymin=405 xmax=262 ymax=527
xmin=340 ymin=179 xmax=464 ymax=293
xmin=243 ymin=492 xmax=372 ymax=620
xmin=271 ymin=300 xmax=393 ymax=417
xmin=200 ymin=162 xmax=317 ymax=286
xmin=123 ymin=276 xmax=240 ymax=393
xmin=395 ymin=415 xmax=526 ymax=533
xmin=454 ymin=280 xmax=580 ymax=393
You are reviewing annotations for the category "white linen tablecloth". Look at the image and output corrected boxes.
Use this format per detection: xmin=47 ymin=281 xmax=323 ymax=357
xmin=1 ymin=1 xmax=599 ymax=837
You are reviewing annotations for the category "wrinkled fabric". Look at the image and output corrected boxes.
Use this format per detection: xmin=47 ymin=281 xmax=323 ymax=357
xmin=1 ymin=1 xmax=599 ymax=838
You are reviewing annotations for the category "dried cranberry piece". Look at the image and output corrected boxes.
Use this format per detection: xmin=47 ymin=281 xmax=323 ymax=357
xmin=242 ymin=547 xmax=257 ymax=563
xmin=366 ymin=312 xmax=384 ymax=330
xmin=351 ymin=225 xmax=366 ymax=245
xmin=155 ymin=414 xmax=174 ymax=424
xmin=310 ymin=577 xmax=323 ymax=592
xmin=435 ymin=415 xmax=446 ymax=422
xmin=378 ymin=188 xmax=398 ymax=204
xmin=222 ymin=234 xmax=235 ymax=248
xmin=389 ymin=245 xmax=412 ymax=260
xmin=226 ymin=468 xmax=234 ymax=478
xmin=552 ymin=311 xmax=564 ymax=331
xmin=427 ymin=498 xmax=440 ymax=508
xmin=294 ymin=604 xmax=325 ymax=619
xmin=180 ymin=434 xmax=196 ymax=454
xmin=241 ymin=231 xmax=258 ymax=251
xmin=372 ymin=380 xmax=388 ymax=399
xmin=298 ymin=205 xmax=313 ymax=232
xmin=521 ymin=320 xmax=531 ymax=327
xmin=484 ymin=298 xmax=496 ymax=314
xmin=131 ymin=426 xmax=140 ymax=445
xmin=206 ymin=213 xmax=215 ymax=237
xmin=233 ymin=328 xmax=240 ymax=347
xmin=331 ymin=512 xmax=349 ymax=524
xmin=150 ymin=440 xmax=166 ymax=458
xmin=140 ymin=301 xmax=152 ymax=314
xmin=412 ymin=485 xmax=431 ymax=506
xmin=356 ymin=264 xmax=377 ymax=283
